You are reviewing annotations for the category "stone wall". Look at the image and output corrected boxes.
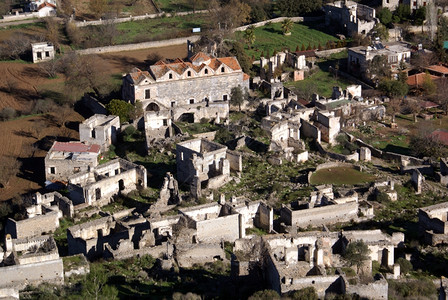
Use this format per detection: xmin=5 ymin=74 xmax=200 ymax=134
xmin=226 ymin=150 xmax=243 ymax=172
xmin=0 ymin=12 xmax=40 ymax=22
xmin=196 ymin=214 xmax=240 ymax=243
xmin=6 ymin=211 xmax=59 ymax=239
xmin=301 ymin=119 xmax=321 ymax=143
xmin=176 ymin=243 xmax=225 ymax=268
xmin=316 ymin=142 xmax=359 ymax=162
xmin=346 ymin=277 xmax=388 ymax=300
xmin=0 ymin=259 xmax=64 ymax=289
xmin=234 ymin=16 xmax=324 ymax=32
xmin=280 ymin=202 xmax=359 ymax=227
xmin=77 ymin=36 xmax=200 ymax=55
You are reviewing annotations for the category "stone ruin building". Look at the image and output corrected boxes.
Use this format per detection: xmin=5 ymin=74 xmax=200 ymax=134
xmin=5 ymin=192 xmax=73 ymax=240
xmin=259 ymin=50 xmax=315 ymax=83
xmin=176 ymin=138 xmax=242 ymax=197
xmin=122 ymin=52 xmax=250 ymax=143
xmin=79 ymin=114 xmax=120 ymax=152
xmin=45 ymin=141 xmax=101 ymax=182
xmin=68 ymin=158 xmax=147 ymax=207
xmin=31 ymin=42 xmax=55 ymax=63
xmin=0 ymin=234 xmax=63 ymax=293
xmin=178 ymin=198 xmax=273 ymax=244
xmin=323 ymin=0 xmax=377 ymax=36
xmin=259 ymin=230 xmax=404 ymax=298
xmin=261 ymin=99 xmax=341 ymax=146
xmin=419 ymin=202 xmax=448 ymax=246
xmin=280 ymin=185 xmax=373 ymax=230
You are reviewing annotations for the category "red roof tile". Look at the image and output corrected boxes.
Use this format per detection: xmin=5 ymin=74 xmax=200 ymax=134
xmin=52 ymin=142 xmax=101 ymax=153
xmin=407 ymin=72 xmax=438 ymax=86
xmin=431 ymin=129 xmax=448 ymax=146
xmin=190 ymin=52 xmax=211 ymax=62
xmin=426 ymin=65 xmax=448 ymax=75
xmin=420 ymin=101 xmax=439 ymax=109
xmin=243 ymin=73 xmax=250 ymax=81
xmin=38 ymin=2 xmax=56 ymax=10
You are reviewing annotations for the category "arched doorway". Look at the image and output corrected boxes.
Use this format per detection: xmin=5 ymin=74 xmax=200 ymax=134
xmin=177 ymin=113 xmax=195 ymax=123
xmin=146 ymin=102 xmax=160 ymax=112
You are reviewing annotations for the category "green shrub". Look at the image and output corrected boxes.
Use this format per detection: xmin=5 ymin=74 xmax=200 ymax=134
xmin=396 ymin=257 xmax=413 ymax=274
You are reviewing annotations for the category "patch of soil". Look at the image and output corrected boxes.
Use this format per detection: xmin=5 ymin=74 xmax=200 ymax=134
xmin=0 ymin=112 xmax=83 ymax=201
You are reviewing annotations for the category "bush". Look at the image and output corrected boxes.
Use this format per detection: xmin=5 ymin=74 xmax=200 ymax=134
xmin=0 ymin=107 xmax=16 ymax=121
xmin=123 ymin=125 xmax=136 ymax=137
xmin=396 ymin=257 xmax=413 ymax=274
xmin=290 ymin=287 xmax=318 ymax=300
xmin=248 ymin=290 xmax=280 ymax=300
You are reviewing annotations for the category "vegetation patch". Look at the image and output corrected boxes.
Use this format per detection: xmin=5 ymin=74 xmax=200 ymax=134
xmin=238 ymin=22 xmax=338 ymax=60
xmin=310 ymin=167 xmax=375 ymax=185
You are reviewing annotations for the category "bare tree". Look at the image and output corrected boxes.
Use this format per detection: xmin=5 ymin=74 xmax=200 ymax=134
xmin=411 ymin=52 xmax=437 ymax=72
xmin=437 ymin=78 xmax=448 ymax=115
xmin=39 ymin=58 xmax=60 ymax=78
xmin=44 ymin=17 xmax=61 ymax=50
xmin=89 ymin=0 xmax=108 ymax=19
xmin=59 ymin=52 xmax=110 ymax=101
xmin=389 ymin=98 xmax=401 ymax=123
xmin=426 ymin=3 xmax=437 ymax=41
xmin=0 ymin=156 xmax=22 ymax=188
xmin=2 ymin=34 xmax=32 ymax=60
xmin=65 ymin=21 xmax=83 ymax=47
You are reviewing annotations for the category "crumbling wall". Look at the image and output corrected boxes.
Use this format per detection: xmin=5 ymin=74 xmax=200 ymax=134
xmin=6 ymin=211 xmax=59 ymax=239
xmin=256 ymin=202 xmax=274 ymax=232
xmin=226 ymin=150 xmax=243 ymax=172
xmin=301 ymin=120 xmax=321 ymax=143
xmin=282 ymin=276 xmax=343 ymax=296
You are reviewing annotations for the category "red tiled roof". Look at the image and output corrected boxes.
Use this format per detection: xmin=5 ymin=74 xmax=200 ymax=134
xmin=430 ymin=129 xmax=448 ymax=146
xmin=190 ymin=52 xmax=211 ymax=62
xmin=294 ymin=50 xmax=316 ymax=58
xmin=243 ymin=73 xmax=250 ymax=81
xmin=52 ymin=142 xmax=101 ymax=153
xmin=407 ymin=72 xmax=438 ymax=86
xmin=149 ymin=53 xmax=242 ymax=80
xmin=426 ymin=65 xmax=448 ymax=75
xmin=38 ymin=2 xmax=56 ymax=10
xmin=420 ymin=101 xmax=439 ymax=109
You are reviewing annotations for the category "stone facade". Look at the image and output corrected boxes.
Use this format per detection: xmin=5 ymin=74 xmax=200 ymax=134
xmin=44 ymin=141 xmax=101 ymax=182
xmin=31 ymin=42 xmax=55 ymax=63
xmin=122 ymin=52 xmax=249 ymax=132
xmin=79 ymin=114 xmax=120 ymax=152
xmin=323 ymin=1 xmax=377 ymax=36
xmin=68 ymin=158 xmax=147 ymax=206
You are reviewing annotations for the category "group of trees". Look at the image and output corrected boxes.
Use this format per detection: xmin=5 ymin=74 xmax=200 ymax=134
xmin=276 ymin=0 xmax=322 ymax=17
xmin=377 ymin=5 xmax=426 ymax=27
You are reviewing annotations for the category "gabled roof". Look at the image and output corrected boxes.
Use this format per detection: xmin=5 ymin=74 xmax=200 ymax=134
xmin=420 ymin=101 xmax=439 ymax=109
xmin=38 ymin=2 xmax=56 ymax=10
xmin=425 ymin=65 xmax=448 ymax=75
xmin=294 ymin=50 xmax=316 ymax=58
xmin=147 ymin=52 xmax=242 ymax=80
xmin=406 ymin=72 xmax=438 ymax=86
xmin=128 ymin=68 xmax=151 ymax=84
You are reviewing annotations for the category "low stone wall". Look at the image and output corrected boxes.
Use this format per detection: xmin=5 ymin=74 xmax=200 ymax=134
xmin=193 ymin=131 xmax=216 ymax=141
xmin=346 ymin=276 xmax=388 ymax=300
xmin=315 ymin=161 xmax=360 ymax=172
xmin=315 ymin=47 xmax=346 ymax=58
xmin=234 ymin=16 xmax=324 ymax=32
xmin=345 ymin=131 xmax=424 ymax=165
xmin=0 ymin=12 xmax=39 ymax=22
xmin=6 ymin=211 xmax=59 ymax=239
xmin=316 ymin=142 xmax=359 ymax=162
xmin=76 ymin=35 xmax=200 ymax=55
xmin=73 ymin=10 xmax=207 ymax=27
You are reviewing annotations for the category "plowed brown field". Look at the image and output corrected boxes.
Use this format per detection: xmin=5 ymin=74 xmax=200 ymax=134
xmin=0 ymin=43 xmax=186 ymax=201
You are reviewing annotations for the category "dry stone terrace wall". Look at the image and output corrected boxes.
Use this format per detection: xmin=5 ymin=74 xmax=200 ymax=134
xmin=196 ymin=213 xmax=240 ymax=242
xmin=76 ymin=36 xmax=200 ymax=55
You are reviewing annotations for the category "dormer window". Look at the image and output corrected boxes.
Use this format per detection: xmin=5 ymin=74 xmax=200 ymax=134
xmin=205 ymin=69 xmax=208 ymax=75
xmin=169 ymin=73 xmax=173 ymax=79
xmin=187 ymin=71 xmax=191 ymax=77
xmin=221 ymin=67 xmax=225 ymax=72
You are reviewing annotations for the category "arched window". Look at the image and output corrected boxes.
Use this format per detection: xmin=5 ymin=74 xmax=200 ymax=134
xmin=221 ymin=67 xmax=225 ymax=72
xmin=187 ymin=71 xmax=191 ymax=77
xmin=169 ymin=73 xmax=173 ymax=79
xmin=204 ymin=69 xmax=208 ymax=75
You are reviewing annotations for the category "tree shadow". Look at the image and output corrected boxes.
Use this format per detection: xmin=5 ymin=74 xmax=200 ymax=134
xmin=17 ymin=156 xmax=45 ymax=186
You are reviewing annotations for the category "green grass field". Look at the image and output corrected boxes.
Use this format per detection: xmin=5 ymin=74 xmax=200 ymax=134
xmin=238 ymin=22 xmax=338 ymax=60
xmin=310 ymin=167 xmax=375 ymax=185
xmin=154 ymin=0 xmax=208 ymax=12
xmin=114 ymin=13 xmax=206 ymax=44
